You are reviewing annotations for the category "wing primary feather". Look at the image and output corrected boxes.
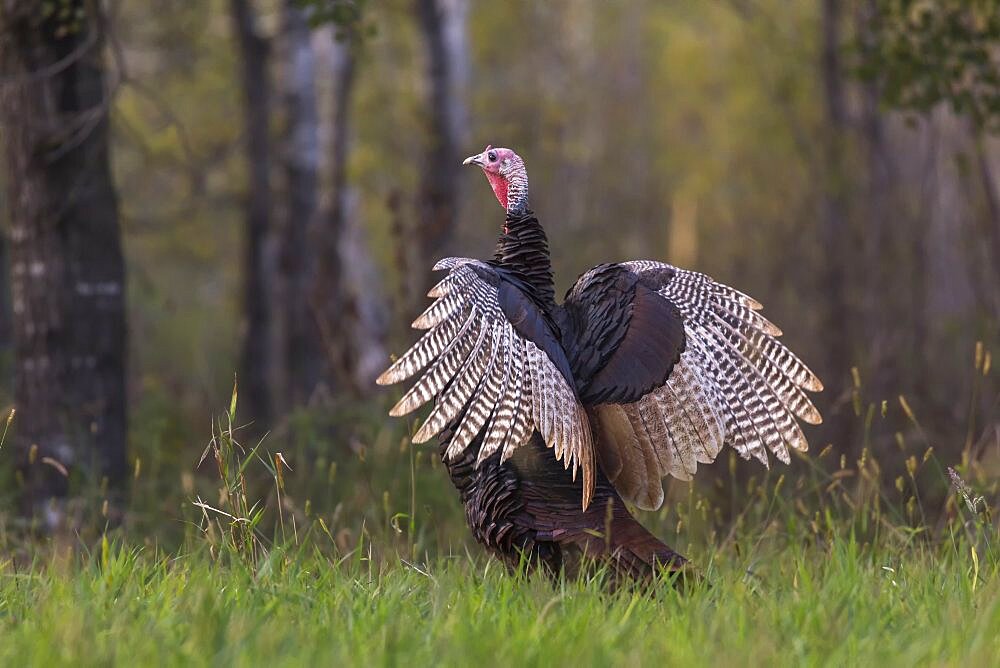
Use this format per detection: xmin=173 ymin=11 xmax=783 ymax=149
xmin=447 ymin=323 xmax=503 ymax=458
xmin=411 ymin=318 xmax=490 ymax=441
xmin=377 ymin=305 xmax=466 ymax=386
xmin=476 ymin=325 xmax=516 ymax=462
xmin=389 ymin=305 xmax=477 ymax=418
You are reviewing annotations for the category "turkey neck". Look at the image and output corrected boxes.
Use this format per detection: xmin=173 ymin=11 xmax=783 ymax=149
xmin=492 ymin=210 xmax=555 ymax=306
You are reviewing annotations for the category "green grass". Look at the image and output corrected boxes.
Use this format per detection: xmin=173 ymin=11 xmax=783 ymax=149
xmin=0 ymin=531 xmax=997 ymax=666
xmin=1 ymin=379 xmax=998 ymax=667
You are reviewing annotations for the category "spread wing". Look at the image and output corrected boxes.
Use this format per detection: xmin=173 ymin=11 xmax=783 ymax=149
xmin=377 ymin=258 xmax=596 ymax=508
xmin=564 ymin=261 xmax=823 ymax=510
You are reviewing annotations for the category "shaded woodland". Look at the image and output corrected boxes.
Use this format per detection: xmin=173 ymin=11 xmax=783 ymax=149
xmin=0 ymin=0 xmax=998 ymax=533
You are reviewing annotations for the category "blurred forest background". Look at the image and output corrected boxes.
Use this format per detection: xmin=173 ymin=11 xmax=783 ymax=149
xmin=0 ymin=0 xmax=998 ymax=545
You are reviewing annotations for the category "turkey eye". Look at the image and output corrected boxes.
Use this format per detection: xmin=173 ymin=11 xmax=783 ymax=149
xmin=487 ymin=151 xmax=497 ymax=162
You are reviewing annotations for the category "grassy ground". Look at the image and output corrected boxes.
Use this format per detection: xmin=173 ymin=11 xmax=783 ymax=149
xmin=1 ymin=390 xmax=998 ymax=666
xmin=0 ymin=528 xmax=997 ymax=666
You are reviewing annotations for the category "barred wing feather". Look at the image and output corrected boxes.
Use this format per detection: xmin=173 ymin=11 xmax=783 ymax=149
xmin=377 ymin=258 xmax=596 ymax=509
xmin=591 ymin=261 xmax=822 ymax=511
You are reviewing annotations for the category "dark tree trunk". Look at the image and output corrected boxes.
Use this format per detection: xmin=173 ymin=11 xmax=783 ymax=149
xmin=855 ymin=0 xmax=900 ymax=398
xmin=0 ymin=1 xmax=127 ymax=514
xmin=413 ymin=0 xmax=468 ymax=307
xmin=311 ymin=32 xmax=355 ymax=395
xmin=229 ymin=0 xmax=276 ymax=429
xmin=820 ymin=0 xmax=854 ymax=448
xmin=278 ymin=0 xmax=323 ymax=407
xmin=311 ymin=29 xmax=388 ymax=397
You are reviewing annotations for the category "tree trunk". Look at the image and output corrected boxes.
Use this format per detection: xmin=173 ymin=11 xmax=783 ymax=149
xmin=278 ymin=0 xmax=322 ymax=407
xmin=229 ymin=0 xmax=277 ymax=429
xmin=855 ymin=0 xmax=898 ymax=398
xmin=413 ymin=0 xmax=469 ymax=307
xmin=311 ymin=29 xmax=388 ymax=396
xmin=0 ymin=1 xmax=127 ymax=514
xmin=819 ymin=0 xmax=854 ymax=446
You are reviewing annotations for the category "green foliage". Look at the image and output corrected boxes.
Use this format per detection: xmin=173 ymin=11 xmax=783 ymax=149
xmin=38 ymin=0 xmax=88 ymax=38
xmin=859 ymin=0 xmax=1000 ymax=132
xmin=190 ymin=379 xmax=274 ymax=566
xmin=298 ymin=0 xmax=374 ymax=39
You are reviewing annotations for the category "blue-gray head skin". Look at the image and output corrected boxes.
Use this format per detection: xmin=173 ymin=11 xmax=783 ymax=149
xmin=463 ymin=145 xmax=529 ymax=215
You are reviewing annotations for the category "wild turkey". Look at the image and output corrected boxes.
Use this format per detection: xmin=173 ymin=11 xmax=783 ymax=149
xmin=378 ymin=146 xmax=823 ymax=579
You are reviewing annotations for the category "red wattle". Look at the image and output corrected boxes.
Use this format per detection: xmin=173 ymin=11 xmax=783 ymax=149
xmin=485 ymin=171 xmax=509 ymax=211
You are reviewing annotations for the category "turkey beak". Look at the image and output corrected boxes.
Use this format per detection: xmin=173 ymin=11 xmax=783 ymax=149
xmin=462 ymin=152 xmax=485 ymax=167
